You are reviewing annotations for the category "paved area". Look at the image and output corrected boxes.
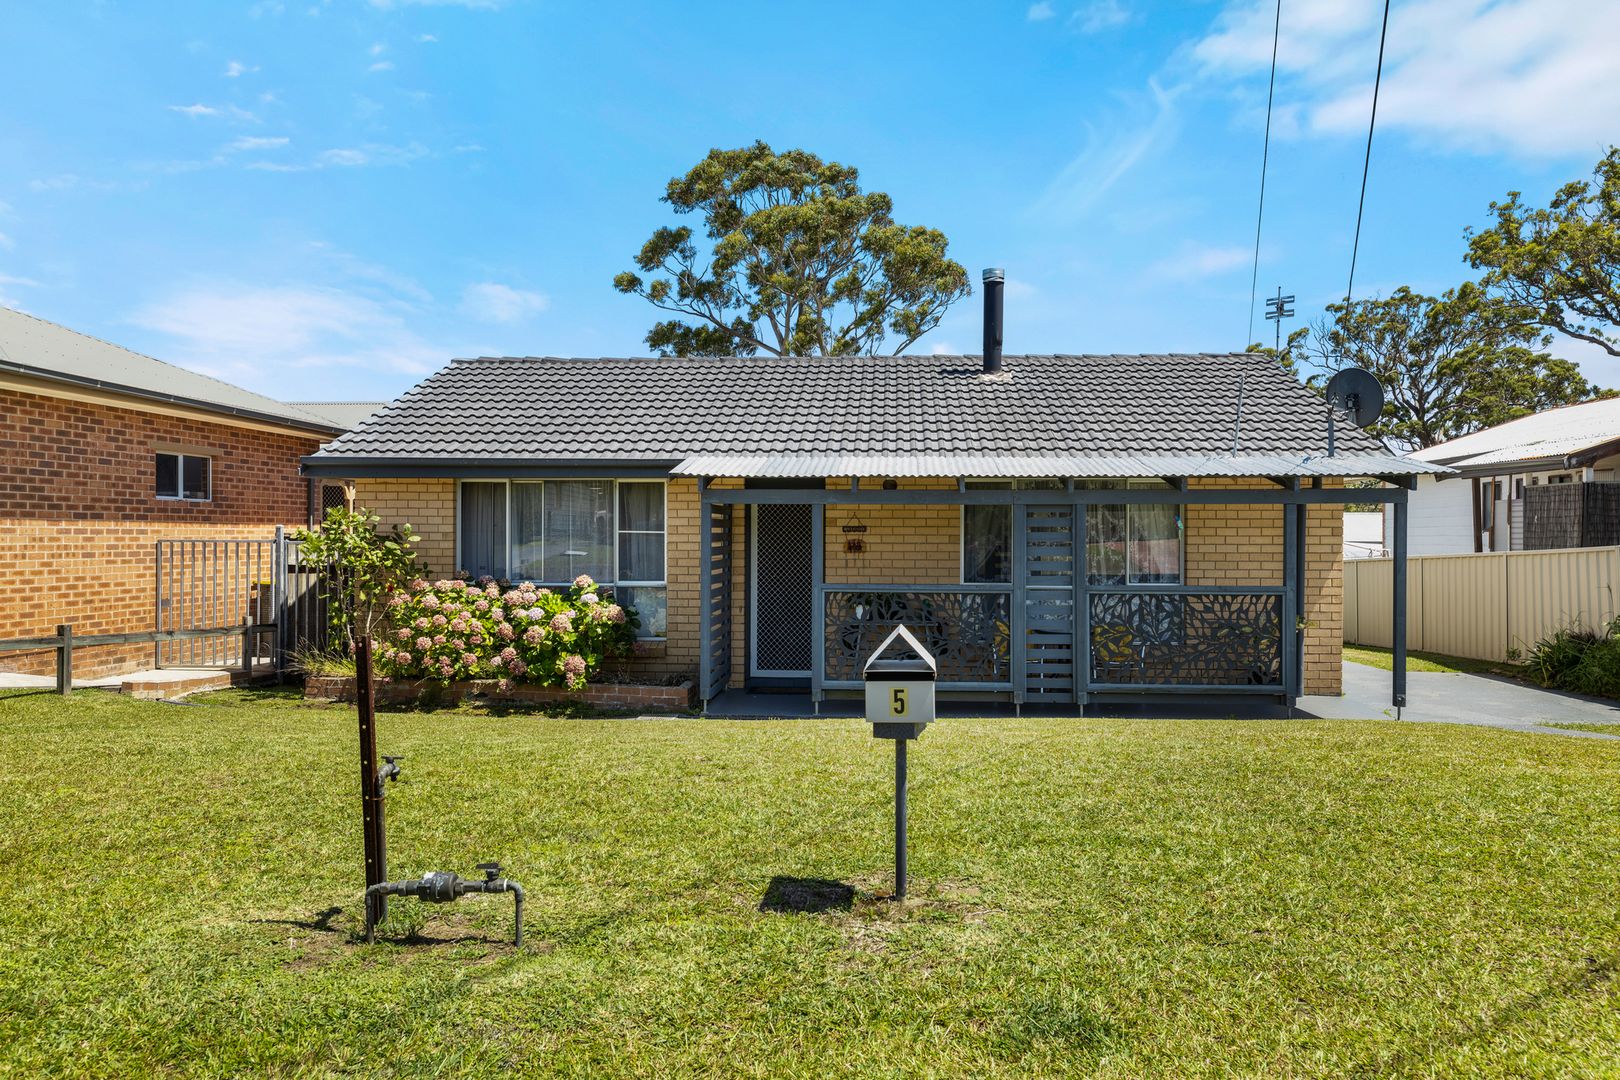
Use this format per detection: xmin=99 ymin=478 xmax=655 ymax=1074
xmin=1300 ymin=660 xmax=1620 ymax=738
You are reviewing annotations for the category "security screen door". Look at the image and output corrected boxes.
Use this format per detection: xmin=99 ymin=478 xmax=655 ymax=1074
xmin=751 ymin=503 xmax=814 ymax=677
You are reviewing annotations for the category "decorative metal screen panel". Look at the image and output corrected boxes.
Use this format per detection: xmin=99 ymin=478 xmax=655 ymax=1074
xmin=1088 ymin=590 xmax=1282 ymax=687
xmin=753 ymin=504 xmax=812 ymax=674
xmin=704 ymin=506 xmax=732 ymax=696
xmin=823 ymin=590 xmax=1012 ymax=684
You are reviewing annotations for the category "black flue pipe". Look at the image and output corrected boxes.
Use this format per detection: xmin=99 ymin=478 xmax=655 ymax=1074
xmin=982 ymin=267 xmax=1004 ymax=375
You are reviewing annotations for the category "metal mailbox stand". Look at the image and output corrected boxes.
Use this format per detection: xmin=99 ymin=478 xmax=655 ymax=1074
xmin=862 ymin=625 xmax=937 ymax=900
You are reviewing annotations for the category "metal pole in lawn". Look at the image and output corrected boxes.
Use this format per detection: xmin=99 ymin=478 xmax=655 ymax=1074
xmin=357 ymin=636 xmax=387 ymax=928
xmin=894 ymin=737 xmax=908 ymax=899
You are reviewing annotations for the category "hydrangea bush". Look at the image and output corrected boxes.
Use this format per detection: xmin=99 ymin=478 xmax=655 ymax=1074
xmin=376 ymin=574 xmax=638 ymax=689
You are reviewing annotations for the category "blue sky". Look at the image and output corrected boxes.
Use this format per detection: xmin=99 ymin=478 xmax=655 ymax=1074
xmin=2 ymin=0 xmax=1617 ymax=403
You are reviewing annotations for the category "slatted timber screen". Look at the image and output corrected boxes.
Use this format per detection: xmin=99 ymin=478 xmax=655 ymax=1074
xmin=705 ymin=505 xmax=732 ymax=696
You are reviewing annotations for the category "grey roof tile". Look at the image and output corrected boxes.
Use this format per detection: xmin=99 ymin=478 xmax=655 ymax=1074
xmin=310 ymin=352 xmax=1398 ymax=468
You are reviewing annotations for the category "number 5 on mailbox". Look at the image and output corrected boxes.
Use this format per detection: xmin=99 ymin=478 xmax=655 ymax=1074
xmin=862 ymin=624 xmax=937 ymax=739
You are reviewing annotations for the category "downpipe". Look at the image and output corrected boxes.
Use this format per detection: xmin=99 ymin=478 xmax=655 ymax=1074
xmin=364 ymin=862 xmax=525 ymax=946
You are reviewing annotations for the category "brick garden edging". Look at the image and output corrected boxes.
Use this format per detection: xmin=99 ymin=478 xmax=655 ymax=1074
xmin=304 ymin=674 xmax=694 ymax=712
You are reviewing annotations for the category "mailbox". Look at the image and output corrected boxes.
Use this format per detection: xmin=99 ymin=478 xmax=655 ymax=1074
xmin=862 ymin=624 xmax=937 ymax=740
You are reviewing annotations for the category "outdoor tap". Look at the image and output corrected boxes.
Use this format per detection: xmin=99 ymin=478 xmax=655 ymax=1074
xmin=363 ymin=861 xmax=524 ymax=946
xmin=375 ymin=754 xmax=402 ymax=796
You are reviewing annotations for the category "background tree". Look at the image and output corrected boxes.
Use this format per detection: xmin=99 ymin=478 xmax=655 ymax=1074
xmin=1466 ymin=147 xmax=1620 ymax=356
xmin=614 ymin=142 xmax=971 ymax=356
xmin=1289 ymin=284 xmax=1603 ymax=449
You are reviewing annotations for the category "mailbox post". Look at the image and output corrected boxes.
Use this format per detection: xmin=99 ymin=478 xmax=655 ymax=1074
xmin=862 ymin=625 xmax=937 ymax=899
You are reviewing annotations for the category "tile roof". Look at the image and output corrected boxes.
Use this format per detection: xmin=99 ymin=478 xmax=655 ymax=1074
xmin=0 ymin=306 xmax=341 ymax=434
xmin=310 ymin=352 xmax=1424 ymax=476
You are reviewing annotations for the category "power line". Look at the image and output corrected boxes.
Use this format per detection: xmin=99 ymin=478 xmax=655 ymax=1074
xmin=1344 ymin=0 xmax=1391 ymax=307
xmin=1246 ymin=0 xmax=1283 ymax=348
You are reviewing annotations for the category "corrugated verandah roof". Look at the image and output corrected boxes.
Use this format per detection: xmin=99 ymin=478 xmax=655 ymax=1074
xmin=309 ymin=352 xmax=1441 ymax=477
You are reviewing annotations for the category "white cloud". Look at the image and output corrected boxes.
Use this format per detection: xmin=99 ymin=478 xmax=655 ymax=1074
xmin=129 ymin=283 xmax=446 ymax=383
xmin=168 ymin=102 xmax=259 ymax=122
xmin=224 ymin=60 xmax=258 ymax=77
xmin=368 ymin=60 xmax=395 ymax=72
xmin=28 ymin=174 xmax=79 ymax=192
xmin=0 ymin=232 xmax=14 ymax=252
xmin=928 ymin=340 xmax=960 ymax=355
xmin=417 ymin=33 xmax=438 ymax=42
xmin=1074 ymin=0 xmax=1131 ymax=32
xmin=246 ymin=142 xmax=428 ymax=172
xmin=1030 ymin=78 xmax=1180 ymax=224
xmin=460 ymin=282 xmax=548 ymax=323
xmin=227 ymin=135 xmax=289 ymax=151
xmin=369 ymin=41 xmax=388 ymax=56
xmin=1027 ymin=2 xmax=1055 ymax=21
xmin=1194 ymin=0 xmax=1620 ymax=157
xmin=1146 ymin=243 xmax=1252 ymax=281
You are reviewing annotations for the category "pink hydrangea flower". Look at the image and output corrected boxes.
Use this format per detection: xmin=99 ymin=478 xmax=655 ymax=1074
xmin=395 ymin=628 xmax=411 ymax=641
xmin=415 ymin=636 xmax=433 ymax=651
xmin=562 ymin=654 xmax=586 ymax=677
xmin=474 ymin=599 xmax=490 ymax=613
xmin=549 ymin=611 xmax=574 ymax=634
xmin=580 ymin=592 xmax=600 ymax=606
xmin=499 ymin=646 xmax=518 ymax=662
xmin=414 ymin=617 xmax=430 ymax=630
xmin=485 ymin=584 xmax=500 ymax=597
xmin=604 ymin=604 xmax=626 ymax=625
xmin=421 ymin=594 xmax=441 ymax=610
xmin=461 ymin=652 xmax=478 ymax=667
xmin=470 ymin=632 xmax=485 ymax=645
xmin=476 ymin=575 xmax=496 ymax=587
xmin=497 ymin=622 xmax=514 ymax=641
xmin=451 ymin=638 xmax=466 ymax=651
xmin=396 ymin=651 xmax=413 ymax=665
xmin=432 ymin=634 xmax=446 ymax=646
xmin=431 ymin=614 xmax=448 ymax=628
xmin=409 ymin=578 xmax=429 ymax=592
xmin=536 ymin=587 xmax=553 ymax=597
xmin=509 ymin=659 xmax=527 ymax=677
xmin=388 ymin=595 xmax=406 ymax=609
xmin=503 ymin=589 xmax=523 ymax=605
xmin=450 ymin=618 xmax=468 ymax=634
xmin=524 ymin=626 xmax=545 ymax=645
xmin=573 ymin=574 xmax=595 ymax=591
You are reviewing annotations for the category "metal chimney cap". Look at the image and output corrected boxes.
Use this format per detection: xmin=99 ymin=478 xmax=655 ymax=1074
xmin=982 ymin=267 xmax=1005 ymax=283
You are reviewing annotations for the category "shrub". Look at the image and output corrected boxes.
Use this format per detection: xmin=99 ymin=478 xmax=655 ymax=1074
xmin=1523 ymin=617 xmax=1620 ymax=698
xmin=292 ymin=507 xmax=421 ymax=653
xmin=376 ymin=574 xmax=639 ymax=689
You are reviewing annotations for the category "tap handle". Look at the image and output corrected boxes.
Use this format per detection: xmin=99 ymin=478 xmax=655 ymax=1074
xmin=476 ymin=861 xmax=503 ymax=882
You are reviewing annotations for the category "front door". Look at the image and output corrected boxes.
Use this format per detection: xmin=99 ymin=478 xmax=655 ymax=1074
xmin=751 ymin=503 xmax=814 ymax=679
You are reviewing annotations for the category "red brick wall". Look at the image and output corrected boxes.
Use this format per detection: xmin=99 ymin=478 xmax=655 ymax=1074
xmin=0 ymin=388 xmax=323 ymax=678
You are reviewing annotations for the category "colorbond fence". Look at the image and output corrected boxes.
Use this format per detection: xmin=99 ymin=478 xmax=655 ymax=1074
xmin=1344 ymin=546 xmax=1620 ymax=662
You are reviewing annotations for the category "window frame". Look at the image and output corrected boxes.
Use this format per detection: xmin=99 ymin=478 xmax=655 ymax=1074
xmin=155 ymin=451 xmax=212 ymax=502
xmin=957 ymin=477 xmax=1184 ymax=587
xmin=455 ymin=478 xmax=668 ymax=639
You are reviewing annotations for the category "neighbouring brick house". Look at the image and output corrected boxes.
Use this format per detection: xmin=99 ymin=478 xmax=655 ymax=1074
xmin=0 ymin=307 xmax=344 ymax=679
xmin=304 ymin=282 xmax=1437 ymax=713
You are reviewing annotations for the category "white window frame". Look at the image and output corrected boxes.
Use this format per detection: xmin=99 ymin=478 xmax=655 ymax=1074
xmin=957 ymin=477 xmax=1184 ymax=587
xmin=155 ymin=451 xmax=212 ymax=502
xmin=455 ymin=478 xmax=667 ymax=639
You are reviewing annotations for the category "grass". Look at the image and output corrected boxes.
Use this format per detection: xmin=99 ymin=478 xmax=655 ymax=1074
xmin=3 ymin=688 xmax=1619 ymax=1077
xmin=1343 ymin=643 xmax=1525 ymax=677
xmin=1541 ymin=721 xmax=1620 ymax=735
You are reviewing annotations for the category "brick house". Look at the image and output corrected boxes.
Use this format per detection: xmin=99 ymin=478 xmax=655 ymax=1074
xmin=0 ymin=307 xmax=344 ymax=679
xmin=304 ymin=286 xmax=1434 ymax=712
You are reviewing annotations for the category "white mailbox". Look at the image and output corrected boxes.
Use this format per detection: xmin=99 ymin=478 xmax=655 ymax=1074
xmin=862 ymin=625 xmax=937 ymax=740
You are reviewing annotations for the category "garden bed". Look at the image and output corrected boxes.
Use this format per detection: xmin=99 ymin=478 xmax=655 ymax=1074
xmin=303 ymin=674 xmax=694 ymax=711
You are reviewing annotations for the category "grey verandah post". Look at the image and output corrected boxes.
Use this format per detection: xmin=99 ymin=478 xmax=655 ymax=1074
xmin=1281 ymin=504 xmax=1299 ymax=702
xmin=1393 ymin=498 xmax=1409 ymax=713
xmin=699 ymin=494 xmax=714 ymax=710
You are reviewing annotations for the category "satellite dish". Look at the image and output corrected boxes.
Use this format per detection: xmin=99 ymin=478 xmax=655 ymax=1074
xmin=1325 ymin=367 xmax=1384 ymax=427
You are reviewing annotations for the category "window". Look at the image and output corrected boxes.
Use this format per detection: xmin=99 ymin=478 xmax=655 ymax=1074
xmin=960 ymin=478 xmax=1182 ymax=586
xmin=155 ymin=452 xmax=210 ymax=501
xmin=457 ymin=479 xmax=667 ymax=637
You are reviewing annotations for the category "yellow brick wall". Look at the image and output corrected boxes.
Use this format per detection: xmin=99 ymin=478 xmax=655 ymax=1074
xmin=356 ymin=475 xmax=1345 ymax=698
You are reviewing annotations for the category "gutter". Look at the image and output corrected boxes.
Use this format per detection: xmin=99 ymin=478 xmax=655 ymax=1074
xmin=300 ymin=456 xmax=682 ymax=479
xmin=0 ymin=358 xmax=344 ymax=437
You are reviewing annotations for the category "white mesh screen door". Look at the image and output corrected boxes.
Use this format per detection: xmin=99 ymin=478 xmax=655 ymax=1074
xmin=750 ymin=503 xmax=814 ymax=677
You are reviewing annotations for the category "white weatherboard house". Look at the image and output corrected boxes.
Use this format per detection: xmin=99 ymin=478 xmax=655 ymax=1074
xmin=1392 ymin=398 xmax=1620 ymax=555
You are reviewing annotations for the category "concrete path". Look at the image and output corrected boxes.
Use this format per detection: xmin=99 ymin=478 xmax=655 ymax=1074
xmin=1300 ymin=661 xmax=1620 ymax=739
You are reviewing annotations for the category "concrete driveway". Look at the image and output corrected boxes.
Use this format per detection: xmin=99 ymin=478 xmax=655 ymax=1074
xmin=1300 ymin=661 xmax=1620 ymax=739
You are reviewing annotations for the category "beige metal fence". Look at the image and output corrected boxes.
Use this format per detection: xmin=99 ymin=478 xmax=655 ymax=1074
xmin=1344 ymin=546 xmax=1620 ymax=661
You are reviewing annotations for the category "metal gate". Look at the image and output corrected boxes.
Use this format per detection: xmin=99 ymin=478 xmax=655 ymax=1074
xmin=154 ymin=528 xmax=328 ymax=670
xmin=1022 ymin=504 xmax=1076 ymax=701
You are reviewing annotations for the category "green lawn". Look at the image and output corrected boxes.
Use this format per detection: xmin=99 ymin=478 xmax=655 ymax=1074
xmin=3 ymin=688 xmax=1619 ymax=1078
xmin=1344 ymin=643 xmax=1524 ymax=677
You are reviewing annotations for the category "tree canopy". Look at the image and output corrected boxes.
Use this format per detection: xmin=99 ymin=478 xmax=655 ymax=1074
xmin=1264 ymin=284 xmax=1604 ymax=449
xmin=1466 ymin=146 xmax=1620 ymax=357
xmin=614 ymin=142 xmax=970 ymax=357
